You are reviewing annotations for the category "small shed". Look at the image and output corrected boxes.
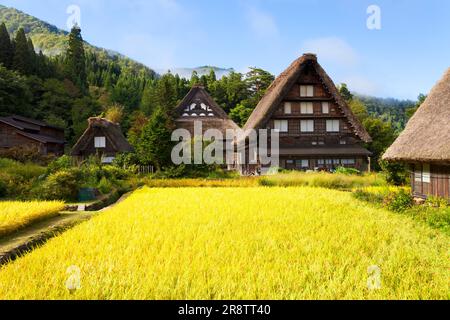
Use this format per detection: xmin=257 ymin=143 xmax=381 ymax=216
xmin=383 ymin=68 xmax=450 ymax=199
xmin=71 ymin=117 xmax=133 ymax=164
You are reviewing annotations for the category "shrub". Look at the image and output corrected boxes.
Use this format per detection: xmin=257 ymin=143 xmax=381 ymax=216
xmin=0 ymin=179 xmax=6 ymax=198
xmin=384 ymin=189 xmax=413 ymax=212
xmin=41 ymin=169 xmax=82 ymax=201
xmin=46 ymin=155 xmax=73 ymax=175
xmin=113 ymin=153 xmax=139 ymax=169
xmin=0 ymin=145 xmax=55 ymax=165
xmin=425 ymin=196 xmax=449 ymax=208
xmin=334 ymin=167 xmax=361 ymax=175
xmin=102 ymin=165 xmax=130 ymax=180
xmin=379 ymin=159 xmax=409 ymax=186
xmin=97 ymin=177 xmax=113 ymax=195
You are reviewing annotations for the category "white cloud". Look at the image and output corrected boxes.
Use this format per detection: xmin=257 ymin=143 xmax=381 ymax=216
xmin=340 ymin=74 xmax=379 ymax=96
xmin=247 ymin=6 xmax=279 ymax=38
xmin=301 ymin=37 xmax=360 ymax=67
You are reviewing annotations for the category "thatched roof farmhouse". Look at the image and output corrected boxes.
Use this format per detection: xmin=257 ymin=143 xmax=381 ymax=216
xmin=241 ymin=53 xmax=372 ymax=174
xmin=71 ymin=117 xmax=133 ymax=164
xmin=383 ymin=68 xmax=450 ymax=199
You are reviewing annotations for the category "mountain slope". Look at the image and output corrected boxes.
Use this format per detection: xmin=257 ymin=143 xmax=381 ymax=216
xmin=157 ymin=66 xmax=234 ymax=79
xmin=0 ymin=4 xmax=156 ymax=76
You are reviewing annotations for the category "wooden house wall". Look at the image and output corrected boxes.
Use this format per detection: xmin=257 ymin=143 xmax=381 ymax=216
xmin=411 ymin=163 xmax=450 ymax=199
xmin=262 ymin=65 xmax=369 ymax=171
xmin=0 ymin=122 xmax=40 ymax=149
xmin=77 ymin=127 xmax=118 ymax=158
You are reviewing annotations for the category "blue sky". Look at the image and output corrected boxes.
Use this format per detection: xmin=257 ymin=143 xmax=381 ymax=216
xmin=1 ymin=0 xmax=450 ymax=100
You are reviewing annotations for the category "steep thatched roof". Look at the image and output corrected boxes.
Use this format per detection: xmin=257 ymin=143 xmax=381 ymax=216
xmin=243 ymin=54 xmax=372 ymax=143
xmin=71 ymin=117 xmax=133 ymax=156
xmin=174 ymin=85 xmax=240 ymax=133
xmin=383 ymin=68 xmax=450 ymax=164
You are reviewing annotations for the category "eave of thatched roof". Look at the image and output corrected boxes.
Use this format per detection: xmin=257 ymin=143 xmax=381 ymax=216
xmin=71 ymin=117 xmax=133 ymax=156
xmin=242 ymin=53 xmax=372 ymax=143
xmin=383 ymin=68 xmax=450 ymax=164
xmin=174 ymin=85 xmax=240 ymax=132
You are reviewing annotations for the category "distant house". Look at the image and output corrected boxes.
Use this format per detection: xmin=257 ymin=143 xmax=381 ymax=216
xmin=0 ymin=115 xmax=65 ymax=156
xmin=71 ymin=117 xmax=133 ymax=164
xmin=174 ymin=85 xmax=240 ymax=166
xmin=241 ymin=53 xmax=372 ymax=174
xmin=383 ymin=68 xmax=450 ymax=199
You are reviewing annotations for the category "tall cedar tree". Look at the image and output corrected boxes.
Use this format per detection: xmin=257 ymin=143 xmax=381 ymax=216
xmin=137 ymin=107 xmax=174 ymax=171
xmin=66 ymin=25 xmax=87 ymax=92
xmin=0 ymin=22 xmax=13 ymax=68
xmin=27 ymin=37 xmax=37 ymax=74
xmin=12 ymin=28 xmax=31 ymax=75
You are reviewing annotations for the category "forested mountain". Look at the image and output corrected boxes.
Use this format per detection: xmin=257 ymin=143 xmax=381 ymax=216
xmin=0 ymin=4 xmax=155 ymax=76
xmin=356 ymin=95 xmax=416 ymax=132
xmin=158 ymin=66 xmax=234 ymax=80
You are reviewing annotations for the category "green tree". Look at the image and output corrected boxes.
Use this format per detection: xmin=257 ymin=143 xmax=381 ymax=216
xmin=406 ymin=94 xmax=427 ymax=120
xmin=0 ymin=22 xmax=13 ymax=68
xmin=190 ymin=70 xmax=200 ymax=87
xmin=245 ymin=67 xmax=274 ymax=101
xmin=349 ymin=98 xmax=369 ymax=122
xmin=0 ymin=65 xmax=32 ymax=116
xmin=363 ymin=117 xmax=397 ymax=171
xmin=136 ymin=107 xmax=174 ymax=171
xmin=65 ymin=25 xmax=87 ymax=92
xmin=229 ymin=103 xmax=253 ymax=127
xmin=140 ymin=82 xmax=157 ymax=116
xmin=154 ymin=73 xmax=178 ymax=111
xmin=338 ymin=83 xmax=353 ymax=102
xmin=12 ymin=28 xmax=31 ymax=75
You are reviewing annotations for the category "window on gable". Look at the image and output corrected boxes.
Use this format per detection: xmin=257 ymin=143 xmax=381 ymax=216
xmin=300 ymin=120 xmax=314 ymax=133
xmin=284 ymin=102 xmax=292 ymax=114
xmin=94 ymin=136 xmax=106 ymax=148
xmin=300 ymin=102 xmax=314 ymax=114
xmin=274 ymin=120 xmax=288 ymax=133
xmin=322 ymin=102 xmax=329 ymax=114
xmin=326 ymin=120 xmax=340 ymax=132
xmin=300 ymin=85 xmax=314 ymax=97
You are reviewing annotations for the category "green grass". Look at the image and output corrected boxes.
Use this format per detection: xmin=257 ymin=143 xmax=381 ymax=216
xmin=0 ymin=187 xmax=448 ymax=300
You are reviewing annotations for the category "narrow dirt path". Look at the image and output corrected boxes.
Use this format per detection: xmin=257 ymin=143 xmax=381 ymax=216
xmin=0 ymin=212 xmax=94 ymax=265
xmin=0 ymin=190 xmax=134 ymax=266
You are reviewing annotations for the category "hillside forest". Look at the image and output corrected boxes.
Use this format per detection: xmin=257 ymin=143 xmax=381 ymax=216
xmin=0 ymin=22 xmax=424 ymax=171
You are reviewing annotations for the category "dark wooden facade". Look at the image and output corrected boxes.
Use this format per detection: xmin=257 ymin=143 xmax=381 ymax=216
xmin=242 ymin=54 xmax=372 ymax=174
xmin=0 ymin=115 xmax=65 ymax=156
xmin=410 ymin=163 xmax=450 ymax=199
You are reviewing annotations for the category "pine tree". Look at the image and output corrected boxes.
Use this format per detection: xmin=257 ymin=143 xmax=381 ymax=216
xmin=137 ymin=107 xmax=174 ymax=170
xmin=12 ymin=28 xmax=31 ymax=75
xmin=27 ymin=37 xmax=37 ymax=74
xmin=190 ymin=70 xmax=200 ymax=86
xmin=338 ymin=83 xmax=353 ymax=102
xmin=0 ymin=22 xmax=13 ymax=68
xmin=66 ymin=25 xmax=87 ymax=92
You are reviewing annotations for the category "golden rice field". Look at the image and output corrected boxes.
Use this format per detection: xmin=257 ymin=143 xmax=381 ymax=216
xmin=0 ymin=201 xmax=65 ymax=237
xmin=0 ymin=187 xmax=448 ymax=300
